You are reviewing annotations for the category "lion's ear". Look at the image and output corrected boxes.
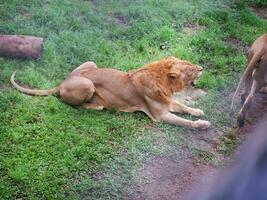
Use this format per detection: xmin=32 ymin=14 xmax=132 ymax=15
xmin=167 ymin=72 xmax=180 ymax=79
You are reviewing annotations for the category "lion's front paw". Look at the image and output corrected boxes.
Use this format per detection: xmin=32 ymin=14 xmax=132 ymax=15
xmin=191 ymin=109 xmax=205 ymax=116
xmin=193 ymin=119 xmax=210 ymax=129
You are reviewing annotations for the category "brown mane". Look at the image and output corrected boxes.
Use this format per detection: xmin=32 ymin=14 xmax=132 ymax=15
xmin=129 ymin=57 xmax=184 ymax=103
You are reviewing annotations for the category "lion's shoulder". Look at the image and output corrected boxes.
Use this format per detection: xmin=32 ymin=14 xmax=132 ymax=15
xmin=129 ymin=68 xmax=172 ymax=104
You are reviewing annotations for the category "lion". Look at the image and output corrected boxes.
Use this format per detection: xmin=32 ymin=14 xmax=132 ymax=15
xmin=231 ymin=33 xmax=267 ymax=126
xmin=11 ymin=56 xmax=210 ymax=129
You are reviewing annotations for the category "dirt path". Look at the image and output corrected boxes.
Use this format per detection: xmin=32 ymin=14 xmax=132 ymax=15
xmin=128 ymin=157 xmax=217 ymax=200
xmin=129 ymin=91 xmax=267 ymax=200
xmin=128 ymin=129 xmax=221 ymax=200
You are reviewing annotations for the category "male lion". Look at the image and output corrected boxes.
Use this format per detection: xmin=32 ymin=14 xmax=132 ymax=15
xmin=231 ymin=33 xmax=267 ymax=126
xmin=11 ymin=56 xmax=210 ymax=129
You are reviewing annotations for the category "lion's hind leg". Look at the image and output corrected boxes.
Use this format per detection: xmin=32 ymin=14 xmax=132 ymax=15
xmin=238 ymin=66 xmax=266 ymax=126
xmin=241 ymin=74 xmax=253 ymax=105
xmin=237 ymin=80 xmax=257 ymax=127
xmin=71 ymin=61 xmax=97 ymax=74
xmin=59 ymin=76 xmax=96 ymax=106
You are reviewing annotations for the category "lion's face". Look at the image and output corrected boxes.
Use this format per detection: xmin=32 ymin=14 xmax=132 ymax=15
xmin=131 ymin=56 xmax=203 ymax=95
xmin=167 ymin=58 xmax=202 ymax=92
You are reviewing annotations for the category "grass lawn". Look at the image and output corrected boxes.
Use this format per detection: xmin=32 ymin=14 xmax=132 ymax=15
xmin=0 ymin=0 xmax=266 ymax=199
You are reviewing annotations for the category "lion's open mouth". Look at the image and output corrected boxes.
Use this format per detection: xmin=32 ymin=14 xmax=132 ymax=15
xmin=191 ymin=71 xmax=202 ymax=87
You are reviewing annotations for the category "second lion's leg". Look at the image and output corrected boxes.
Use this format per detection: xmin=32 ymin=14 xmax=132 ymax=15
xmin=259 ymin=70 xmax=267 ymax=93
xmin=237 ymin=80 xmax=257 ymax=127
xmin=241 ymin=75 xmax=253 ymax=105
xmin=169 ymin=100 xmax=204 ymax=116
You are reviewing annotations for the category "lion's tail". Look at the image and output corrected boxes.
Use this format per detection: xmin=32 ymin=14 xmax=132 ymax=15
xmin=11 ymin=71 xmax=59 ymax=96
xmin=230 ymin=50 xmax=265 ymax=110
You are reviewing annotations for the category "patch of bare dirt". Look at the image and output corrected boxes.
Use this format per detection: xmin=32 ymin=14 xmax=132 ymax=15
xmin=224 ymin=37 xmax=249 ymax=54
xmin=129 ymin=157 xmax=217 ymax=200
xmin=19 ymin=6 xmax=32 ymax=19
xmin=250 ymin=6 xmax=267 ymax=19
xmin=128 ymin=126 xmax=224 ymax=200
xmin=190 ymin=129 xmax=224 ymax=152
xmin=107 ymin=14 xmax=127 ymax=26
xmin=182 ymin=22 xmax=205 ymax=33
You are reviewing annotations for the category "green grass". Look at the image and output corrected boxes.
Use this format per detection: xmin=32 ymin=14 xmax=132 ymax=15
xmin=0 ymin=0 xmax=267 ymax=199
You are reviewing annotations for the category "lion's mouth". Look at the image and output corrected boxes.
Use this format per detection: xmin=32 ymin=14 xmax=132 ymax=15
xmin=191 ymin=80 xmax=197 ymax=87
xmin=191 ymin=72 xmax=202 ymax=87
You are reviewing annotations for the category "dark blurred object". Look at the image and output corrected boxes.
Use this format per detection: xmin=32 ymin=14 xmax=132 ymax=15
xmin=191 ymin=115 xmax=267 ymax=200
xmin=0 ymin=35 xmax=43 ymax=59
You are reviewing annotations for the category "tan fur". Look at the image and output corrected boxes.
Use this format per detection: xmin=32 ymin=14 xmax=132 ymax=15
xmin=231 ymin=33 xmax=267 ymax=126
xmin=11 ymin=56 xmax=210 ymax=129
xmin=11 ymin=71 xmax=59 ymax=96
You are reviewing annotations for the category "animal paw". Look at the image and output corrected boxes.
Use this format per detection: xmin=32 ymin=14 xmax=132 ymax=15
xmin=193 ymin=119 xmax=211 ymax=129
xmin=191 ymin=109 xmax=205 ymax=116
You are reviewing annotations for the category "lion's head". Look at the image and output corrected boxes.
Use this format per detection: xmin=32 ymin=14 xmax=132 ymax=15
xmin=129 ymin=56 xmax=203 ymax=102
xmin=167 ymin=57 xmax=203 ymax=91
xmin=143 ymin=56 xmax=202 ymax=89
